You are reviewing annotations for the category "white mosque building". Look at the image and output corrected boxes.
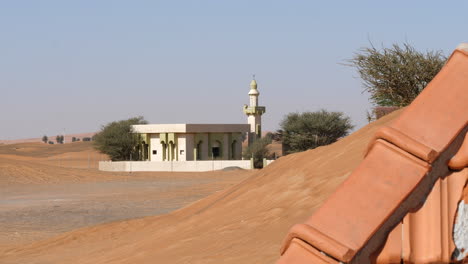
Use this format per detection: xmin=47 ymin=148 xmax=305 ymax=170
xmin=99 ymin=78 xmax=268 ymax=172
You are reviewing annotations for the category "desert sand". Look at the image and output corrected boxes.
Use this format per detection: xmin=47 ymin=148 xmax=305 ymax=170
xmin=0 ymin=142 xmax=253 ymax=251
xmin=0 ymin=110 xmax=400 ymax=264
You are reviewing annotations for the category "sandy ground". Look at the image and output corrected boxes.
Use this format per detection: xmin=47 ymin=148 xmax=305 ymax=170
xmin=0 ymin=111 xmax=400 ymax=264
xmin=0 ymin=143 xmax=253 ymax=249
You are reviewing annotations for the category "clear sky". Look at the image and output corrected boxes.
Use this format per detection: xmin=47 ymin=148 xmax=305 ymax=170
xmin=1 ymin=1 xmax=467 ymax=139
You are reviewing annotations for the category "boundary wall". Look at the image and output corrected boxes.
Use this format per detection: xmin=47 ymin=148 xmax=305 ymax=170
xmin=99 ymin=160 xmax=269 ymax=172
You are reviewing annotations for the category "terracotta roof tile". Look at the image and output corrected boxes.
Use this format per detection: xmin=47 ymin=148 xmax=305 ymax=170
xmin=277 ymin=46 xmax=468 ymax=263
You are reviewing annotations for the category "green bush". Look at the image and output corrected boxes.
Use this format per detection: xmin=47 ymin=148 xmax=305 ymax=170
xmin=281 ymin=110 xmax=353 ymax=154
xmin=93 ymin=116 xmax=147 ymax=161
xmin=242 ymin=137 xmax=272 ymax=168
xmin=56 ymin=135 xmax=64 ymax=144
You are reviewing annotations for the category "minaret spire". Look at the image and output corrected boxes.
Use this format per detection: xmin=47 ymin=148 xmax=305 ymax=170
xmin=243 ymin=76 xmax=266 ymax=146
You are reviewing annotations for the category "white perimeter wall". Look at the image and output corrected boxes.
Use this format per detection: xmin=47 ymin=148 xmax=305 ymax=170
xmin=100 ymin=160 xmax=253 ymax=172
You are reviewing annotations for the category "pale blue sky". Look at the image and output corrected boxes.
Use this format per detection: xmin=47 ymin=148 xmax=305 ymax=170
xmin=1 ymin=1 xmax=467 ymax=139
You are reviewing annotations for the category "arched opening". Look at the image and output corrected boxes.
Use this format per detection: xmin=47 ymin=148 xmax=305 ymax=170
xmin=211 ymin=140 xmax=221 ymax=159
xmin=231 ymin=140 xmax=237 ymax=160
xmin=169 ymin=141 xmax=175 ymax=161
xmin=161 ymin=142 xmax=167 ymax=161
xmin=142 ymin=141 xmax=149 ymax=161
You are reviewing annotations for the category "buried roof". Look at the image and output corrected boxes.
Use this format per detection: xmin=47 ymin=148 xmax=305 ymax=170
xmin=132 ymin=124 xmax=250 ymax=134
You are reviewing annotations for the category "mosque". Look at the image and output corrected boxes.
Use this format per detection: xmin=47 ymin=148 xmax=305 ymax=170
xmin=99 ymin=78 xmax=268 ymax=172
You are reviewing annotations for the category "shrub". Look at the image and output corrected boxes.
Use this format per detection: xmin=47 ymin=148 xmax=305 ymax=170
xmin=242 ymin=137 xmax=273 ymax=168
xmin=93 ymin=116 xmax=147 ymax=161
xmin=281 ymin=110 xmax=353 ymax=154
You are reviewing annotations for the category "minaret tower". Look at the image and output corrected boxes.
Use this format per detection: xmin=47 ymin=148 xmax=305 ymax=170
xmin=243 ymin=76 xmax=266 ymax=146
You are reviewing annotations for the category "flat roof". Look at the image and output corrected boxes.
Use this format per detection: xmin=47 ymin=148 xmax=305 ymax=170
xmin=132 ymin=124 xmax=250 ymax=134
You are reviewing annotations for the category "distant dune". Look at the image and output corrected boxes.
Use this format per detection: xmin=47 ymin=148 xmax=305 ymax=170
xmin=0 ymin=132 xmax=96 ymax=145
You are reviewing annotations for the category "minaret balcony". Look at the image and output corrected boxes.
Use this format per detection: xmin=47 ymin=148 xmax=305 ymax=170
xmin=243 ymin=105 xmax=266 ymax=115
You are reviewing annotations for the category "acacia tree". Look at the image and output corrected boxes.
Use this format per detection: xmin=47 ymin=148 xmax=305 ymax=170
xmin=55 ymin=135 xmax=64 ymax=144
xmin=281 ymin=110 xmax=353 ymax=154
xmin=347 ymin=43 xmax=447 ymax=107
xmin=42 ymin=135 xmax=48 ymax=144
xmin=93 ymin=116 xmax=147 ymax=161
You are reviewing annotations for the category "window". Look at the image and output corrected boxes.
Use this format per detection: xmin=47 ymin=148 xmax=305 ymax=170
xmin=152 ymin=150 xmax=157 ymax=155
xmin=180 ymin=150 xmax=184 ymax=155
xmin=212 ymin=147 xmax=220 ymax=158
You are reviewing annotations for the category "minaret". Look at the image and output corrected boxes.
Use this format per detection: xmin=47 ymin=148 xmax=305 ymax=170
xmin=243 ymin=77 xmax=266 ymax=146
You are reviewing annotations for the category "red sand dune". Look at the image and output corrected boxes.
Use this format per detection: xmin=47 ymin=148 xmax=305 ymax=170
xmin=0 ymin=110 xmax=401 ymax=264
